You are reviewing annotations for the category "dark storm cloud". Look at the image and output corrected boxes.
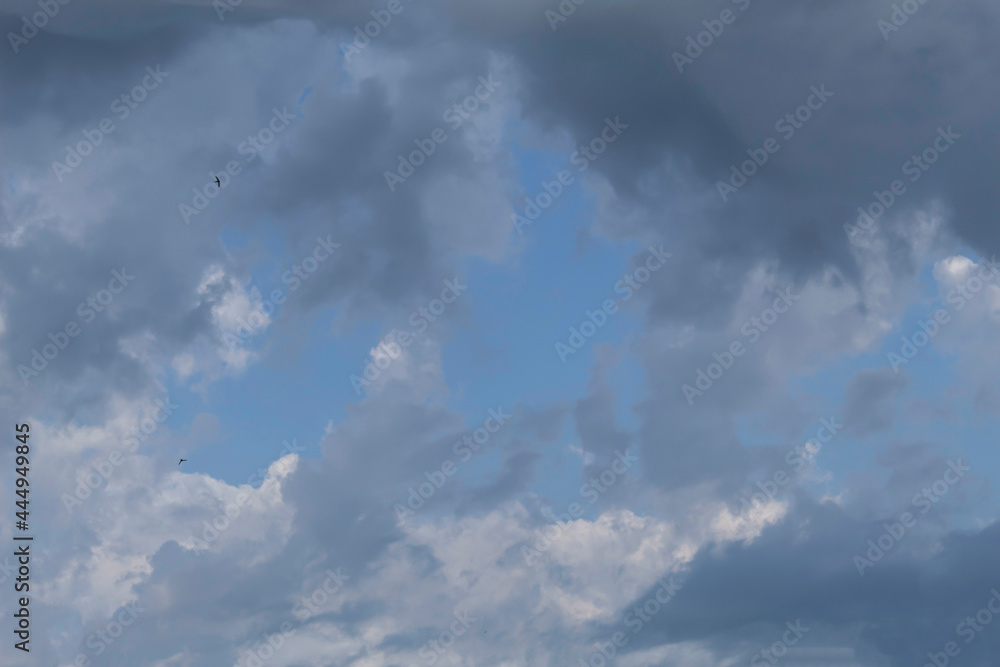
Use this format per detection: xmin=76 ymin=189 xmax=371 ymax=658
xmin=3 ymin=0 xmax=999 ymax=665
xmin=842 ymin=368 xmax=909 ymax=437
xmin=7 ymin=0 xmax=995 ymax=414
xmin=0 ymin=8 xmax=510 ymax=415
xmin=0 ymin=17 xmax=199 ymax=125
xmin=615 ymin=498 xmax=1000 ymax=665
xmin=436 ymin=0 xmax=1000 ymax=316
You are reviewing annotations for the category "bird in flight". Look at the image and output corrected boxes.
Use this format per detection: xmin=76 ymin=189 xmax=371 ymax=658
xmin=214 ymin=176 xmax=221 ymax=187
xmin=178 ymin=458 xmax=187 ymax=465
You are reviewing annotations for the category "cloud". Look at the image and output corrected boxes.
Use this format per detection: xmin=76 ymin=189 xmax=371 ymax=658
xmin=2 ymin=1 xmax=1000 ymax=665
xmin=842 ymin=368 xmax=909 ymax=437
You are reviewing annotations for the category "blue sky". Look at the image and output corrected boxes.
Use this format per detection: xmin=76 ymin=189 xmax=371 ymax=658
xmin=4 ymin=1 xmax=1000 ymax=666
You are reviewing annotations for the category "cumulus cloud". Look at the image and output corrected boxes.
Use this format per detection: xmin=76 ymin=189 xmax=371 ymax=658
xmin=1 ymin=0 xmax=999 ymax=665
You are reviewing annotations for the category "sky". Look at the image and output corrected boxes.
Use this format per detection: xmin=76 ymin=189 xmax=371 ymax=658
xmin=2 ymin=0 xmax=1000 ymax=665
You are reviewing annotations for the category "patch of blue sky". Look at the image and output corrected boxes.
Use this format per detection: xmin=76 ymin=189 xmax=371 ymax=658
xmin=185 ymin=303 xmax=351 ymax=487
xmin=739 ymin=252 xmax=1000 ymax=525
xmin=428 ymin=132 xmax=651 ymax=510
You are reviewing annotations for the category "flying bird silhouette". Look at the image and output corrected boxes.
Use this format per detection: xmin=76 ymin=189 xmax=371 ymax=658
xmin=214 ymin=176 xmax=221 ymax=187
xmin=178 ymin=458 xmax=187 ymax=465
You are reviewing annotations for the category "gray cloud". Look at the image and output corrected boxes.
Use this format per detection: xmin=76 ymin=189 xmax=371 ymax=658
xmin=3 ymin=1 xmax=1000 ymax=665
